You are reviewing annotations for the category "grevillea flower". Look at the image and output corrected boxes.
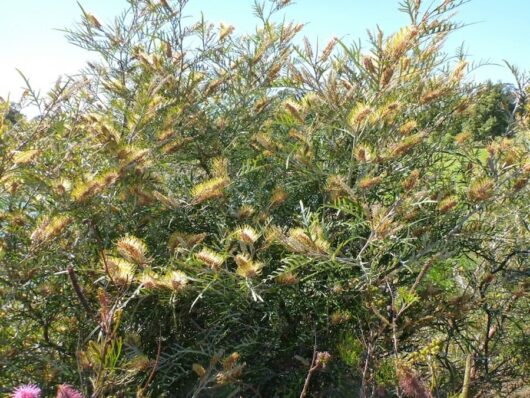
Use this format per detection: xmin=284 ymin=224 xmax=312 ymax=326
xmin=315 ymin=351 xmax=331 ymax=369
xmin=56 ymin=384 xmax=84 ymax=398
xmin=11 ymin=384 xmax=42 ymax=398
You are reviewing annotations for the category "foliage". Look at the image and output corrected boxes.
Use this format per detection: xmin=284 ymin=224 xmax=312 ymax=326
xmin=462 ymin=82 xmax=514 ymax=140
xmin=1 ymin=0 xmax=529 ymax=397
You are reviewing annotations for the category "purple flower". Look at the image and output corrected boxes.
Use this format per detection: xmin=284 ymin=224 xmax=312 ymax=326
xmin=56 ymin=385 xmax=84 ymax=398
xmin=11 ymin=384 xmax=42 ymax=398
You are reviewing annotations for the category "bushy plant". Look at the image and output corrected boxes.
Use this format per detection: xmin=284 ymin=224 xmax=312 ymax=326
xmin=1 ymin=0 xmax=528 ymax=396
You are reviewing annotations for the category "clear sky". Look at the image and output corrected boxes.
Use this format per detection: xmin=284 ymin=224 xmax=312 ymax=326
xmin=1 ymin=0 xmax=529 ymax=102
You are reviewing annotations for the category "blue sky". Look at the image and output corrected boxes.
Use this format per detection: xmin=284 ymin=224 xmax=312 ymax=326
xmin=1 ymin=0 xmax=529 ymax=101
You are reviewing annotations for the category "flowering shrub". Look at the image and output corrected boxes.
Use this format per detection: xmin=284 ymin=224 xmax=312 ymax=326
xmin=1 ymin=0 xmax=528 ymax=396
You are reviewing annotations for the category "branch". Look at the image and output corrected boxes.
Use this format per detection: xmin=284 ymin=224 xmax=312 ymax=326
xmin=300 ymin=324 xmax=318 ymax=398
xmin=67 ymin=264 xmax=92 ymax=314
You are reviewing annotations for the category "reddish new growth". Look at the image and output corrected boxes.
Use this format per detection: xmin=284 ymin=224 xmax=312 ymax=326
xmin=56 ymin=384 xmax=84 ymax=398
xmin=398 ymin=366 xmax=432 ymax=398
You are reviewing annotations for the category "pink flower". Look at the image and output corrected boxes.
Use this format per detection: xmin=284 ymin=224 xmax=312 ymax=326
xmin=11 ymin=384 xmax=42 ymax=398
xmin=56 ymin=385 xmax=84 ymax=398
xmin=398 ymin=367 xmax=432 ymax=398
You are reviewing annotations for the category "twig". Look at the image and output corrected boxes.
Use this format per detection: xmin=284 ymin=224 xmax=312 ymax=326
xmin=139 ymin=335 xmax=163 ymax=397
xmin=67 ymin=264 xmax=92 ymax=314
xmin=461 ymin=354 xmax=472 ymax=398
xmin=300 ymin=324 xmax=318 ymax=398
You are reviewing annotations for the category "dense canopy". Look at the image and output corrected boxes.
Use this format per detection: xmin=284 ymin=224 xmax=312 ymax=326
xmin=1 ymin=0 xmax=529 ymax=397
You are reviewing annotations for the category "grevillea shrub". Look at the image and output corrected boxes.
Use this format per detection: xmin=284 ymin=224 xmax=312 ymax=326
xmin=1 ymin=0 xmax=529 ymax=396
